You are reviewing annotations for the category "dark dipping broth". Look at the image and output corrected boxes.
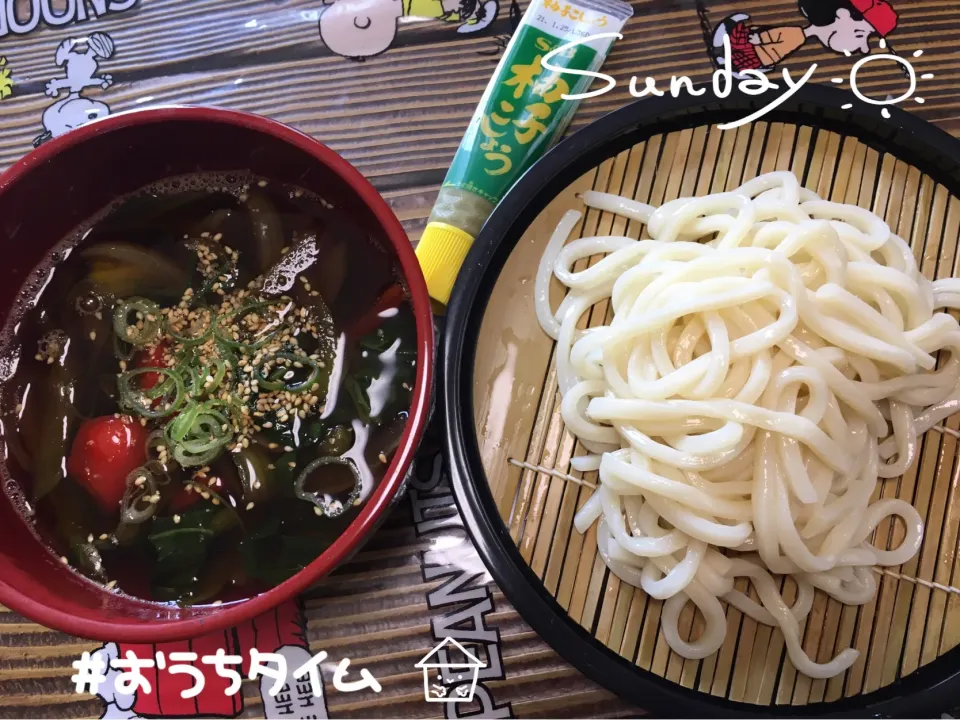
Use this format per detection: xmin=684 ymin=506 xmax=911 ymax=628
xmin=0 ymin=172 xmax=417 ymax=606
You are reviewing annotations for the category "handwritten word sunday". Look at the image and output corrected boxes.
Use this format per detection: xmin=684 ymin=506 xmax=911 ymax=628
xmin=543 ymin=33 xmax=917 ymax=130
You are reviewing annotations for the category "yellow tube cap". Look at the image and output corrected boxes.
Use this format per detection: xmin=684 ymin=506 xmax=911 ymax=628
xmin=415 ymin=222 xmax=475 ymax=305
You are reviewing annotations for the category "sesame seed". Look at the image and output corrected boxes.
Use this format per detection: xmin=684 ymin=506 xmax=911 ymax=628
xmin=212 ymin=600 xmax=223 ymax=606
xmin=173 ymin=515 xmax=181 ymax=524
xmin=89 ymin=330 xmax=97 ymax=341
xmin=379 ymin=452 xmax=388 ymax=463
xmin=246 ymin=502 xmax=255 ymax=510
xmin=284 ymin=445 xmax=294 ymax=452
xmin=106 ymin=580 xmax=117 ymax=590
xmin=314 ymin=506 xmax=323 ymax=516
xmin=288 ymin=461 xmax=297 ymax=468
xmin=60 ymin=555 xmax=69 ymax=564
xmin=134 ymin=476 xmax=146 ymax=487
xmin=87 ymin=534 xmax=94 ymax=543
xmin=99 ymin=533 xmax=109 ymax=541
xmin=267 ymin=464 xmax=275 ymax=470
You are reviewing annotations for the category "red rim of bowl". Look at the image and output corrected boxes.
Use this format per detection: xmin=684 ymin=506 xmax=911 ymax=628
xmin=0 ymin=106 xmax=435 ymax=642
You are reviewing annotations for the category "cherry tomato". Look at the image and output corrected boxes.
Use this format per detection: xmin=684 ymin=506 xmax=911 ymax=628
xmin=167 ymin=476 xmax=227 ymax=513
xmin=66 ymin=416 xmax=149 ymax=514
xmin=167 ymin=484 xmax=199 ymax=513
xmin=136 ymin=342 xmax=169 ymax=390
xmin=348 ymin=283 xmax=404 ymax=338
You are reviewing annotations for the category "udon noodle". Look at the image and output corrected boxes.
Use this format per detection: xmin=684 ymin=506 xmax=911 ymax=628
xmin=535 ymin=171 xmax=960 ymax=679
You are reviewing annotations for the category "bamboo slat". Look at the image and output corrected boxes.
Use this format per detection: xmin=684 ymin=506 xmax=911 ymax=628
xmin=473 ymin=120 xmax=960 ymax=707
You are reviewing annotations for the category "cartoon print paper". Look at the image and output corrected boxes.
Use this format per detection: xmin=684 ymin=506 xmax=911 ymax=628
xmin=317 ymin=0 xmax=500 ymax=59
xmin=699 ymin=0 xmax=899 ymax=74
xmin=35 ymin=32 xmax=115 ymax=146
xmin=90 ymin=599 xmax=329 ymax=720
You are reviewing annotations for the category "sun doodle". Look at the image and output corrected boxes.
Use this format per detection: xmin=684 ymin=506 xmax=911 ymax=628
xmin=830 ymin=39 xmax=933 ymax=119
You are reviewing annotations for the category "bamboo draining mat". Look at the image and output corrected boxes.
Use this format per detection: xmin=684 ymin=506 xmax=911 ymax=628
xmin=0 ymin=0 xmax=958 ymax=716
xmin=472 ymin=119 xmax=960 ymax=707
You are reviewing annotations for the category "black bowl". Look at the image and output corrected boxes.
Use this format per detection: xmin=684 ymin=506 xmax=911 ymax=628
xmin=441 ymin=84 xmax=960 ymax=717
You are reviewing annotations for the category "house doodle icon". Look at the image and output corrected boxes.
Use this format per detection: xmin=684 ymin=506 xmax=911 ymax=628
xmin=415 ymin=638 xmax=485 ymax=703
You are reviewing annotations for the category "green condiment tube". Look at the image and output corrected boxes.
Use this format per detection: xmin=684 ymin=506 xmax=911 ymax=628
xmin=415 ymin=0 xmax=633 ymax=305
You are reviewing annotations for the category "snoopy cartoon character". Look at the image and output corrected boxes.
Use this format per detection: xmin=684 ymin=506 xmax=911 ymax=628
xmin=34 ymin=32 xmax=116 ymax=147
xmin=318 ymin=0 xmax=498 ymax=60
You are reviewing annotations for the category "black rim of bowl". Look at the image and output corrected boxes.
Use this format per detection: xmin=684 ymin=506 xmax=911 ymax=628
xmin=442 ymin=84 xmax=960 ymax=718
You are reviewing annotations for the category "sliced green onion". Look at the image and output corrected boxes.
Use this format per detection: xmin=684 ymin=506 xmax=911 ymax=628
xmin=143 ymin=459 xmax=172 ymax=485
xmin=143 ymin=371 xmax=178 ymax=401
xmin=214 ymin=340 xmax=240 ymax=373
xmin=165 ymin=308 xmax=214 ymax=346
xmin=113 ymin=297 xmax=162 ymax=346
xmin=184 ymin=364 xmax=203 ymax=396
xmin=167 ymin=401 xmax=201 ymax=443
xmin=199 ymin=357 xmax=228 ymax=395
xmin=120 ymin=467 xmax=160 ymax=524
xmin=113 ymin=334 xmax=136 ymax=362
xmin=173 ymin=444 xmax=223 ymax=468
xmin=117 ymin=368 xmax=186 ymax=418
xmin=164 ymin=401 xmax=232 ymax=467
xmin=294 ymin=456 xmax=361 ymax=519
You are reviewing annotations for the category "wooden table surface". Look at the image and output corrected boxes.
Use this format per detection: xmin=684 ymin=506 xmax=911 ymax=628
xmin=0 ymin=0 xmax=958 ymax=717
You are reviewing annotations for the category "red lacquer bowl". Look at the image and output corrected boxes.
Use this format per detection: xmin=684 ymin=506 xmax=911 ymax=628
xmin=0 ymin=107 xmax=434 ymax=642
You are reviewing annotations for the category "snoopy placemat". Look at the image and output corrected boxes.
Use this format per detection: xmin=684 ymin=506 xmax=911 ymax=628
xmin=0 ymin=0 xmax=957 ymax=718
